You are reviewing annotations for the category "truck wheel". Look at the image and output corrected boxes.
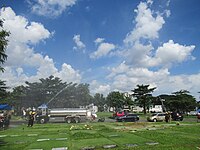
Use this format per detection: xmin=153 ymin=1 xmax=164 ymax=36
xmin=74 ymin=118 xmax=80 ymax=123
xmin=66 ymin=118 xmax=71 ymax=123
xmin=40 ymin=118 xmax=45 ymax=124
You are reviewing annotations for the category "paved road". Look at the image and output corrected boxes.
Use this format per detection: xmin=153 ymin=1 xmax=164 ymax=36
xmin=7 ymin=116 xmax=199 ymax=129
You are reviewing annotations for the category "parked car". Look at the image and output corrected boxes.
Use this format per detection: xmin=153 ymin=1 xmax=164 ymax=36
xmin=171 ymin=112 xmax=183 ymax=121
xmin=113 ymin=111 xmax=125 ymax=118
xmin=116 ymin=114 xmax=139 ymax=122
xmin=187 ymin=111 xmax=197 ymax=116
xmin=147 ymin=113 xmax=166 ymax=122
xmin=113 ymin=109 xmax=130 ymax=118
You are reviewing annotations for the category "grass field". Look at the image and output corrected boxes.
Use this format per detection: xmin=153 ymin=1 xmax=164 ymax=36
xmin=0 ymin=120 xmax=200 ymax=150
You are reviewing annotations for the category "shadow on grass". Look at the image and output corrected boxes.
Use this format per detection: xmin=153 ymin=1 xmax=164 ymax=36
xmin=0 ymin=139 xmax=7 ymax=147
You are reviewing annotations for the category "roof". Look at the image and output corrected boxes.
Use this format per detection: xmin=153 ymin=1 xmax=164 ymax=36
xmin=38 ymin=104 xmax=48 ymax=109
xmin=0 ymin=104 xmax=12 ymax=110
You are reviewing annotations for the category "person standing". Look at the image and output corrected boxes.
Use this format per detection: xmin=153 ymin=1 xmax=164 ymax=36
xmin=165 ymin=112 xmax=170 ymax=123
xmin=27 ymin=110 xmax=35 ymax=127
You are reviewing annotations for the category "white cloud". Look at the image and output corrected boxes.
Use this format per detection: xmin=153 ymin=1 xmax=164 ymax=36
xmin=1 ymin=7 xmax=51 ymax=44
xmin=90 ymin=42 xmax=115 ymax=59
xmin=107 ymin=61 xmax=129 ymax=78
xmin=124 ymin=1 xmax=165 ymax=44
xmin=29 ymin=0 xmax=77 ymax=17
xmin=90 ymin=80 xmax=110 ymax=95
xmin=151 ymin=40 xmax=195 ymax=67
xmin=55 ymin=63 xmax=81 ymax=83
xmin=105 ymin=63 xmax=200 ymax=99
xmin=123 ymin=41 xmax=154 ymax=67
xmin=94 ymin=38 xmax=105 ymax=45
xmin=0 ymin=7 xmax=81 ymax=89
xmin=73 ymin=34 xmax=86 ymax=52
xmin=0 ymin=7 xmax=51 ymax=67
xmin=164 ymin=10 xmax=171 ymax=17
xmin=123 ymin=40 xmax=195 ymax=68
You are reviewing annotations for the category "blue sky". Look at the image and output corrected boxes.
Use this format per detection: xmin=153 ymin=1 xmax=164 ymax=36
xmin=0 ymin=0 xmax=200 ymax=99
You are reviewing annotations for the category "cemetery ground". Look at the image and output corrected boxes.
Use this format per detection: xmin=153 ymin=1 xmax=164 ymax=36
xmin=0 ymin=118 xmax=200 ymax=150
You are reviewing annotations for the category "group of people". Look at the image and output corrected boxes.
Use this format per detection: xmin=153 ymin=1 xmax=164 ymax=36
xmin=21 ymin=107 xmax=36 ymax=127
xmin=0 ymin=110 xmax=11 ymax=129
xmin=27 ymin=110 xmax=36 ymax=127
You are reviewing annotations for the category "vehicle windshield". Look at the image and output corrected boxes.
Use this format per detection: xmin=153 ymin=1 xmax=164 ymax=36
xmin=151 ymin=113 xmax=157 ymax=116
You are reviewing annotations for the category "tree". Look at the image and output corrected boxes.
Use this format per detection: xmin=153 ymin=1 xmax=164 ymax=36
xmin=25 ymin=75 xmax=68 ymax=108
xmin=106 ymin=91 xmax=125 ymax=111
xmin=9 ymin=75 xmax=94 ymax=109
xmin=9 ymin=85 xmax=27 ymax=115
xmin=131 ymin=84 xmax=156 ymax=114
xmin=93 ymin=93 xmax=106 ymax=112
xmin=0 ymin=80 xmax=8 ymax=100
xmin=159 ymin=90 xmax=197 ymax=113
xmin=171 ymin=90 xmax=196 ymax=112
xmin=0 ymin=19 xmax=10 ymax=72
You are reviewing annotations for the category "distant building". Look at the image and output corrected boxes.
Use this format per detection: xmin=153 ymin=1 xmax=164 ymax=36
xmin=149 ymin=105 xmax=163 ymax=113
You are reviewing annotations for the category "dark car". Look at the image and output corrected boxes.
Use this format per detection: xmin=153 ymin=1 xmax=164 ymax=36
xmin=116 ymin=114 xmax=139 ymax=122
xmin=171 ymin=112 xmax=183 ymax=121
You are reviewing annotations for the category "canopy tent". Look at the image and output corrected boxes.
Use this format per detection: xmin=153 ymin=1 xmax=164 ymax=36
xmin=0 ymin=104 xmax=12 ymax=110
xmin=38 ymin=104 xmax=48 ymax=109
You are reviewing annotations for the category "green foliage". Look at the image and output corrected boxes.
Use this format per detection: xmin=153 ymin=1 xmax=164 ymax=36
xmin=0 ymin=80 xmax=8 ymax=100
xmin=132 ymin=84 xmax=156 ymax=114
xmin=7 ymin=76 xmax=93 ymax=113
xmin=93 ymin=93 xmax=106 ymax=112
xmin=0 ymin=19 xmax=10 ymax=72
xmin=159 ymin=90 xmax=197 ymax=112
xmin=106 ymin=91 xmax=131 ymax=110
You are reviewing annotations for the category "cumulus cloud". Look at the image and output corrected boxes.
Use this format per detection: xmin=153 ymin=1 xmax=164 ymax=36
xmin=105 ymin=63 xmax=200 ymax=99
xmin=0 ymin=7 xmax=81 ymax=89
xmin=90 ymin=42 xmax=115 ymax=59
xmin=151 ymin=40 xmax=195 ymax=67
xmin=124 ymin=1 xmax=165 ymax=44
xmin=0 ymin=7 xmax=51 ymax=67
xmin=90 ymin=80 xmax=111 ymax=95
xmin=55 ymin=63 xmax=81 ymax=83
xmin=29 ymin=0 xmax=77 ymax=17
xmin=73 ymin=34 xmax=86 ymax=52
xmin=88 ymin=0 xmax=197 ymax=98
xmin=94 ymin=38 xmax=105 ymax=45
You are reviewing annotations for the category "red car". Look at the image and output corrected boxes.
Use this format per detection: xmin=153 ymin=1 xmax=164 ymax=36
xmin=113 ymin=111 xmax=125 ymax=118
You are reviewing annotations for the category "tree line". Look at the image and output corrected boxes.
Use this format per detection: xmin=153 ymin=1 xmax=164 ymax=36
xmin=0 ymin=75 xmax=198 ymax=115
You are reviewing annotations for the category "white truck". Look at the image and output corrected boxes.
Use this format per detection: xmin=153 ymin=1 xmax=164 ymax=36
xmin=35 ymin=104 xmax=95 ymax=124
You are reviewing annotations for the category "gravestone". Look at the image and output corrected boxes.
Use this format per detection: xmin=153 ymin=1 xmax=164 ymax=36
xmin=81 ymin=146 xmax=95 ymax=150
xmin=55 ymin=138 xmax=68 ymax=140
xmin=37 ymin=139 xmax=50 ymax=142
xmin=28 ymin=134 xmax=38 ymax=136
xmin=103 ymin=145 xmax=117 ymax=149
xmin=146 ymin=142 xmax=159 ymax=145
xmin=125 ymin=144 xmax=138 ymax=147
xmin=52 ymin=147 xmax=68 ymax=150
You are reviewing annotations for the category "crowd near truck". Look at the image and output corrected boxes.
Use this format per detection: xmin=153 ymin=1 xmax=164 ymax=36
xmin=35 ymin=104 xmax=95 ymax=124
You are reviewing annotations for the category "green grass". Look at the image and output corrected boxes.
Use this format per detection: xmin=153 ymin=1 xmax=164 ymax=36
xmin=0 ymin=121 xmax=200 ymax=150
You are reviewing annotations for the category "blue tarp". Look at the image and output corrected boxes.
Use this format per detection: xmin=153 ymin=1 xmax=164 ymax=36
xmin=38 ymin=104 xmax=48 ymax=109
xmin=0 ymin=104 xmax=12 ymax=110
